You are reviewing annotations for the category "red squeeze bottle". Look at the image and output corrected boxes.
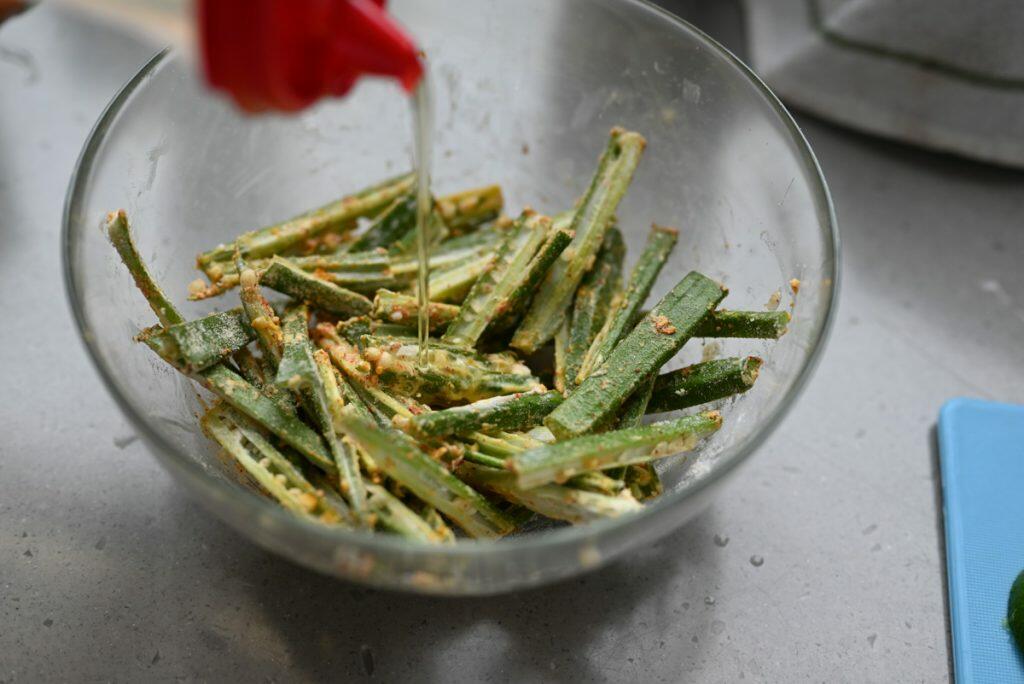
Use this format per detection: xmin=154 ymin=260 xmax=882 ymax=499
xmin=198 ymin=0 xmax=424 ymax=113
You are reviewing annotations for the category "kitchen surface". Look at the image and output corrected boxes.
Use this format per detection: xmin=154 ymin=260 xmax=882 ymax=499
xmin=2 ymin=3 xmax=1023 ymax=682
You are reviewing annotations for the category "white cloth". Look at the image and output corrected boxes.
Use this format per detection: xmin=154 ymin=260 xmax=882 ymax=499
xmin=744 ymin=0 xmax=1024 ymax=168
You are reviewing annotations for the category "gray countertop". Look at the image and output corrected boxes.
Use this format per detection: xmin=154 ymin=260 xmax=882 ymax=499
xmin=2 ymin=4 xmax=1022 ymax=683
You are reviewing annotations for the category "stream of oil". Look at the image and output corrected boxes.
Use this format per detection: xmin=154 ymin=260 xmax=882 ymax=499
xmin=411 ymin=78 xmax=433 ymax=368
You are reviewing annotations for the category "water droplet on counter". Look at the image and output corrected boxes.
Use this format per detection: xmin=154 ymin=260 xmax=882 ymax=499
xmin=713 ymin=534 xmax=729 ymax=547
xmin=704 ymin=596 xmax=716 ymax=605
xmin=750 ymin=555 xmax=764 ymax=567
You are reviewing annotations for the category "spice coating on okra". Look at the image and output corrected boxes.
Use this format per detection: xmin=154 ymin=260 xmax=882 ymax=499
xmin=108 ymin=123 xmax=789 ymax=541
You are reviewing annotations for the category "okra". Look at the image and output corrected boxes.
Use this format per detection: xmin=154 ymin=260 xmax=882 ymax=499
xmin=512 ymin=128 xmax=646 ymax=353
xmin=568 ymin=471 xmax=627 ymax=497
xmin=337 ymin=407 xmax=516 ymax=538
xmin=348 ymin=194 xmax=416 ymax=253
xmin=143 ymin=308 xmax=254 ymax=373
xmin=553 ymin=318 xmax=570 ymax=394
xmin=275 ymin=305 xmax=367 ymax=517
xmin=260 ymin=256 xmax=371 ymax=317
xmin=647 ymin=356 xmax=762 ymax=414
xmin=577 ymin=225 xmax=678 ymax=383
xmin=106 ymin=210 xmax=184 ymax=327
xmin=423 ymin=252 xmax=494 ymax=303
xmin=513 ymin=411 xmax=722 ymax=488
xmin=545 ymin=271 xmax=727 ymax=440
xmin=407 ymin=390 xmax=563 ymax=438
xmin=564 ymin=228 xmax=625 ymax=392
xmin=488 ymin=224 xmax=574 ymax=334
xmin=442 ymin=211 xmax=552 ymax=348
xmin=436 ymin=184 xmax=504 ymax=235
xmin=197 ymin=172 xmax=414 ymax=273
xmin=693 ymin=310 xmax=790 ymax=339
xmin=457 ymin=463 xmax=642 ymax=524
xmin=237 ymin=262 xmax=283 ymax=365
xmin=202 ymin=405 xmax=346 ymax=524
xmin=371 ymin=290 xmax=459 ymax=331
xmin=365 ymin=483 xmax=446 ymax=543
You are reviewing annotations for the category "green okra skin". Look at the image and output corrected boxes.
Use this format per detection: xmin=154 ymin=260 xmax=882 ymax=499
xmin=232 ymin=347 xmax=266 ymax=387
xmin=197 ymin=172 xmax=415 ymax=272
xmin=199 ymin=363 xmax=334 ymax=473
xmin=348 ymin=194 xmax=416 ymax=253
xmin=436 ymin=184 xmax=504 ymax=236
xmin=314 ymin=349 xmax=369 ymax=518
xmin=260 ymin=257 xmax=371 ymax=317
xmin=143 ymin=308 xmax=255 ymax=373
xmin=577 ymin=225 xmax=679 ymax=383
xmin=463 ymin=449 xmax=508 ymax=469
xmin=442 ymin=212 xmax=552 ymax=349
xmin=370 ymin=290 xmax=460 ymax=331
xmin=646 ymin=356 xmax=763 ymax=414
xmin=545 ymin=271 xmax=727 ymax=440
xmin=215 ymin=404 xmax=352 ymax=523
xmin=237 ymin=263 xmax=284 ymax=365
xmin=457 ymin=462 xmax=642 ymax=524
xmin=553 ymin=318 xmax=570 ymax=394
xmin=512 ymin=128 xmax=647 ymax=353
xmin=564 ymin=228 xmax=626 ymax=392
xmin=614 ymin=377 xmax=662 ymax=500
xmin=274 ymin=305 xmax=368 ymax=517
xmin=423 ymin=253 xmax=495 ymax=303
xmin=488 ymin=225 xmax=574 ymax=335
xmin=567 ymin=471 xmax=627 ymax=497
xmin=418 ymin=505 xmax=456 ymax=544
xmin=336 ymin=407 xmax=516 ymax=538
xmin=407 ymin=390 xmax=564 ymax=438
xmin=202 ymin=406 xmax=341 ymax=521
xmin=365 ymin=483 xmax=445 ymax=543
xmin=106 ymin=209 xmax=184 ymax=327
xmin=513 ymin=411 xmax=722 ymax=488
xmin=693 ymin=310 xmax=791 ymax=339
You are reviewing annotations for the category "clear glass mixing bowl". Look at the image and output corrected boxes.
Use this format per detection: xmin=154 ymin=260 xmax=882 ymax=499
xmin=63 ymin=0 xmax=838 ymax=594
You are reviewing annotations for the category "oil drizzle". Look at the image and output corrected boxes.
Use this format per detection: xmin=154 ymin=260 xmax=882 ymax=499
xmin=411 ymin=77 xmax=433 ymax=368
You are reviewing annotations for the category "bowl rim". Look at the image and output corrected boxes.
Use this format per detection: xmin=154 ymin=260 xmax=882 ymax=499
xmin=62 ymin=0 xmax=840 ymax=564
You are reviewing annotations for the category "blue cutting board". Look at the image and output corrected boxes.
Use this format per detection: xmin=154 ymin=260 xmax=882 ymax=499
xmin=939 ymin=398 xmax=1024 ymax=683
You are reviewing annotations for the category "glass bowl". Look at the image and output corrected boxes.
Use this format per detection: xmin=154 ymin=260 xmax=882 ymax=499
xmin=63 ymin=0 xmax=838 ymax=595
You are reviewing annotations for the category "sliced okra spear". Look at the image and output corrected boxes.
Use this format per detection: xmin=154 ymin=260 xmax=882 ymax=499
xmin=141 ymin=308 xmax=255 ymax=373
xmin=370 ymin=290 xmax=460 ymax=331
xmin=235 ymin=253 xmax=284 ymax=365
xmin=106 ymin=209 xmax=184 ymax=327
xmin=442 ymin=211 xmax=552 ymax=348
xmin=436 ymin=184 xmax=504 ymax=236
xmin=406 ymin=390 xmax=564 ymax=439
xmin=512 ymin=127 xmax=647 ymax=353
xmin=457 ymin=462 xmax=642 ymax=524
xmin=553 ymin=318 xmax=570 ymax=394
xmin=336 ymin=407 xmax=517 ymax=538
xmin=348 ymin=194 xmax=416 ymax=253
xmin=646 ymin=356 xmax=763 ymax=414
xmin=201 ymin=405 xmax=347 ymax=524
xmin=197 ymin=172 xmax=415 ymax=274
xmin=487 ymin=224 xmax=574 ymax=335
xmin=568 ymin=471 xmax=627 ymax=497
xmin=545 ymin=271 xmax=728 ymax=440
xmin=260 ymin=256 xmax=371 ymax=317
xmin=232 ymin=347 xmax=266 ymax=387
xmin=422 ymin=252 xmax=495 ymax=303
xmin=355 ymin=337 xmax=543 ymax=405
xmin=365 ymin=483 xmax=447 ymax=543
xmin=513 ymin=411 xmax=722 ymax=488
xmin=693 ymin=310 xmax=790 ymax=339
xmin=417 ymin=505 xmax=457 ymax=543
xmin=275 ymin=305 xmax=368 ymax=517
xmin=577 ymin=225 xmax=679 ymax=383
xmin=564 ymin=228 xmax=625 ymax=392
xmin=613 ymin=377 xmax=662 ymax=501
